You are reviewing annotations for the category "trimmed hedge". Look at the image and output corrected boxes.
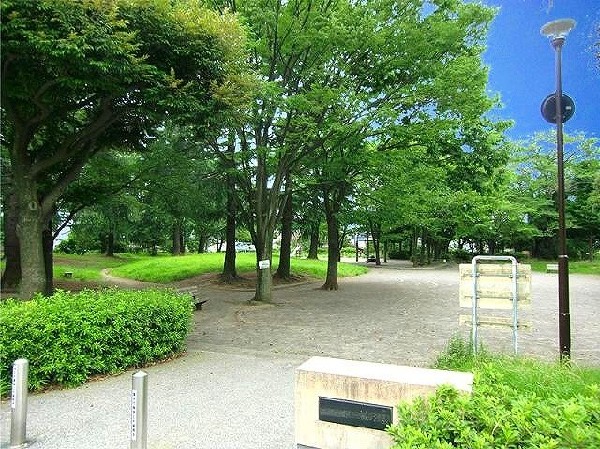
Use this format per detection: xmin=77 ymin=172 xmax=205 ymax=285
xmin=0 ymin=288 xmax=193 ymax=395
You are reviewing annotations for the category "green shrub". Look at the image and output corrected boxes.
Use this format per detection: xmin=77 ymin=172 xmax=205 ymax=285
xmin=388 ymin=249 xmax=411 ymax=260
xmin=0 ymin=288 xmax=193 ymax=395
xmin=388 ymin=339 xmax=600 ymax=448
xmin=433 ymin=335 xmax=482 ymax=372
xmin=449 ymin=248 xmax=473 ymax=263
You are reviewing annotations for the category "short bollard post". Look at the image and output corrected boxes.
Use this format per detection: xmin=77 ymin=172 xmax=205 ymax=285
xmin=10 ymin=358 xmax=29 ymax=448
xmin=130 ymin=371 xmax=148 ymax=449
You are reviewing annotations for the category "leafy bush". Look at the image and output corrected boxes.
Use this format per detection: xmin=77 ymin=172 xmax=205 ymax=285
xmin=433 ymin=335 xmax=481 ymax=372
xmin=449 ymin=248 xmax=474 ymax=263
xmin=0 ymin=289 xmax=193 ymax=395
xmin=55 ymin=237 xmax=89 ymax=254
xmin=388 ymin=249 xmax=411 ymax=260
xmin=388 ymin=338 xmax=600 ymax=448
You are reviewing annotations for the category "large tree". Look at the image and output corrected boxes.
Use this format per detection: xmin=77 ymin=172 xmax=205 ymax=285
xmin=225 ymin=0 xmax=501 ymax=299
xmin=309 ymin=0 xmax=502 ymax=285
xmin=510 ymin=131 xmax=600 ymax=259
xmin=1 ymin=0 xmax=248 ymax=297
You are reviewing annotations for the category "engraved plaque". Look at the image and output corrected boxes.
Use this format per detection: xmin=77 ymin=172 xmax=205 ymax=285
xmin=318 ymin=397 xmax=392 ymax=431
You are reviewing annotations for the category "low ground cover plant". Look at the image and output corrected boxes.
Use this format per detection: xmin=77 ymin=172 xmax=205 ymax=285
xmin=388 ymin=338 xmax=600 ymax=448
xmin=0 ymin=288 xmax=193 ymax=395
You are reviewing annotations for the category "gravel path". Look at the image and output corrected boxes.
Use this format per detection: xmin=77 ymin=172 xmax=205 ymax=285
xmin=2 ymin=261 xmax=598 ymax=449
xmin=190 ymin=260 xmax=600 ymax=366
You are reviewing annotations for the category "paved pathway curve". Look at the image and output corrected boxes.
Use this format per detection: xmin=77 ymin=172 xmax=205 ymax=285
xmin=189 ymin=260 xmax=600 ymax=366
xmin=2 ymin=261 xmax=598 ymax=449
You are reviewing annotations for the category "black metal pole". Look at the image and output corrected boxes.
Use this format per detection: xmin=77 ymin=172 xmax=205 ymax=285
xmin=552 ymin=37 xmax=571 ymax=360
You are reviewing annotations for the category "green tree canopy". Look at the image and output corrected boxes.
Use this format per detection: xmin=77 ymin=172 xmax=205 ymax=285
xmin=1 ymin=0 xmax=250 ymax=297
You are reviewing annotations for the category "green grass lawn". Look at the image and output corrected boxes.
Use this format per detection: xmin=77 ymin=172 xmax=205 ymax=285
xmin=48 ymin=252 xmax=599 ymax=283
xmin=528 ymin=259 xmax=600 ymax=275
xmin=53 ymin=253 xmax=152 ymax=281
xmin=81 ymin=252 xmax=368 ymax=283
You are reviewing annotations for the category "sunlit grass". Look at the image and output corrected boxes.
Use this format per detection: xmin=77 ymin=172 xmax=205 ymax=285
xmin=528 ymin=259 xmax=600 ymax=275
xmin=288 ymin=257 xmax=367 ymax=278
xmin=53 ymin=253 xmax=150 ymax=281
xmin=435 ymin=337 xmax=600 ymax=397
xmin=111 ymin=253 xmax=231 ymax=282
xmin=109 ymin=252 xmax=367 ymax=283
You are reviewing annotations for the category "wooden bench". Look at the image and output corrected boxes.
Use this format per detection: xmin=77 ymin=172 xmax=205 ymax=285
xmin=176 ymin=286 xmax=208 ymax=310
xmin=546 ymin=263 xmax=559 ymax=273
xmin=63 ymin=271 xmax=73 ymax=278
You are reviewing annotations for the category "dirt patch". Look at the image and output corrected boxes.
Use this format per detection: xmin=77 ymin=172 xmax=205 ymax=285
xmin=175 ymin=271 xmax=311 ymax=291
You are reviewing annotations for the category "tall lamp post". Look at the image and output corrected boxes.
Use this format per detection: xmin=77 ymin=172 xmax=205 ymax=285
xmin=540 ymin=18 xmax=576 ymax=360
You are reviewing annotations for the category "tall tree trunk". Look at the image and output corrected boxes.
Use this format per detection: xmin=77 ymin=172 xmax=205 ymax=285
xmin=427 ymin=236 xmax=433 ymax=264
xmin=336 ymin=225 xmax=346 ymax=263
xmin=369 ymin=219 xmax=382 ymax=265
xmin=322 ymin=187 xmax=340 ymax=290
xmin=197 ymin=232 xmax=208 ymax=253
xmin=222 ymin=136 xmax=239 ymax=281
xmin=419 ymin=228 xmax=426 ymax=265
xmin=307 ymin=222 xmax=320 ymax=259
xmin=100 ymin=232 xmax=108 ymax=254
xmin=15 ymin=179 xmax=46 ymax=299
xmin=172 ymin=220 xmax=182 ymax=255
xmin=42 ymin=220 xmax=54 ymax=296
xmin=383 ymin=240 xmax=388 ymax=263
xmin=222 ymin=187 xmax=238 ymax=281
xmin=411 ymin=227 xmax=419 ymax=267
xmin=106 ymin=230 xmax=115 ymax=257
xmin=276 ymin=182 xmax=293 ymax=279
xmin=253 ymin=149 xmax=275 ymax=302
xmin=254 ymin=231 xmax=274 ymax=301
xmin=1 ymin=188 xmax=22 ymax=290
xmin=322 ymin=206 xmax=339 ymax=290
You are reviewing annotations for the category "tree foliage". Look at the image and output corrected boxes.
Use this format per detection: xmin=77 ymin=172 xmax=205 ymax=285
xmin=1 ymin=0 xmax=249 ymax=297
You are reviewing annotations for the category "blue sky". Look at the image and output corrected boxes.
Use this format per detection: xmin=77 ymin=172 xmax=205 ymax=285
xmin=481 ymin=0 xmax=599 ymax=140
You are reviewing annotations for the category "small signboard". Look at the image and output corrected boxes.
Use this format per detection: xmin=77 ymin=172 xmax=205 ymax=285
xmin=459 ymin=263 xmax=531 ymax=309
xmin=319 ymin=397 xmax=392 ymax=431
xmin=258 ymin=259 xmax=270 ymax=270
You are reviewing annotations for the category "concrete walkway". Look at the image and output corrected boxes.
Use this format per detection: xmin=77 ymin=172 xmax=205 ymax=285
xmin=1 ymin=261 xmax=599 ymax=448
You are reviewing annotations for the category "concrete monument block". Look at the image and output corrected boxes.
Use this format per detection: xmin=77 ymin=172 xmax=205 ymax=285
xmin=295 ymin=356 xmax=473 ymax=449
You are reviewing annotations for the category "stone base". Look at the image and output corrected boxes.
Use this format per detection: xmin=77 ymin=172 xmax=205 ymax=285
xmin=295 ymin=356 xmax=473 ymax=449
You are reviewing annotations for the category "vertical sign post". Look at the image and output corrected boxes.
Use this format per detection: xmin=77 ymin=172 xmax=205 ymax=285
xmin=10 ymin=358 xmax=29 ymax=448
xmin=131 ymin=371 xmax=148 ymax=449
xmin=540 ymin=18 xmax=576 ymax=360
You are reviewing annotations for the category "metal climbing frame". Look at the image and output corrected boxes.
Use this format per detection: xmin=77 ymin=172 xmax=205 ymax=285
xmin=471 ymin=255 xmax=519 ymax=355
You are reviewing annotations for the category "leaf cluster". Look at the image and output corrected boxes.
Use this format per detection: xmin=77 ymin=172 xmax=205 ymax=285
xmin=1 ymin=0 xmax=251 ymax=181
xmin=388 ymin=338 xmax=600 ymax=448
xmin=0 ymin=288 xmax=193 ymax=395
